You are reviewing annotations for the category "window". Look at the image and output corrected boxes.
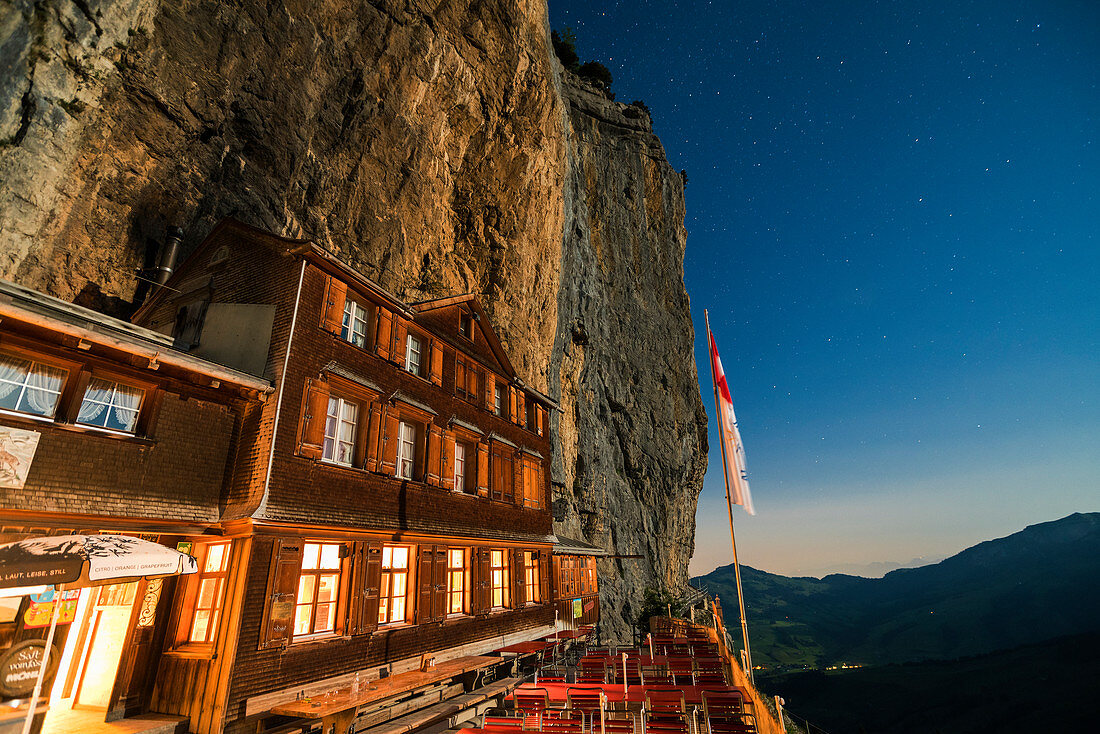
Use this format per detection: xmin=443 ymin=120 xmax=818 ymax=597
xmin=406 ymin=334 xmax=423 ymax=376
xmin=0 ymin=354 xmax=67 ymax=419
xmin=521 ymin=455 xmax=542 ymax=509
xmin=396 ymin=421 xmax=417 ymax=480
xmin=490 ymin=444 xmax=514 ymax=503
xmin=455 ymin=356 xmax=479 ymax=401
xmin=524 ymin=551 xmax=540 ymax=604
xmin=322 ymin=396 xmax=357 ymax=466
xmin=77 ymin=377 xmax=144 ymax=433
xmin=490 ymin=550 xmax=510 ymax=608
xmin=446 ymin=549 xmax=466 ymax=615
xmin=454 ymin=443 xmax=467 ymax=493
xmin=294 ymin=542 xmax=341 ymax=637
xmin=379 ymin=545 xmax=410 ymax=624
xmin=341 ymin=300 xmax=370 ymax=348
xmin=188 ymin=542 xmax=230 ymax=643
xmin=525 ymin=400 xmax=536 ymax=432
xmin=493 ymin=383 xmax=504 ymax=417
xmin=459 ymin=311 xmax=473 ymax=339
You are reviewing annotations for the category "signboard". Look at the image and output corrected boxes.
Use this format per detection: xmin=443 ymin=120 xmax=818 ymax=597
xmin=22 ymin=589 xmax=79 ymax=628
xmin=573 ymin=598 xmax=583 ymax=619
xmin=0 ymin=640 xmax=58 ymax=698
xmin=0 ymin=426 xmax=41 ymax=489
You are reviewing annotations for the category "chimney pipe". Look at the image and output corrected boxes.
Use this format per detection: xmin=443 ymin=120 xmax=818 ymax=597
xmin=155 ymin=226 xmax=183 ymax=287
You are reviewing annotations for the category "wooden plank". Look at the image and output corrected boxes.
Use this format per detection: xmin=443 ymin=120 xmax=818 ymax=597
xmin=245 ymin=624 xmax=553 ymax=717
xmin=361 ymin=678 xmax=522 ymax=734
xmin=270 ymin=656 xmax=500 ymax=719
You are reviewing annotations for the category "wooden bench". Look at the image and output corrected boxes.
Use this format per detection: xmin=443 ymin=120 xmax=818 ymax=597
xmin=268 ymin=656 xmax=504 ymax=734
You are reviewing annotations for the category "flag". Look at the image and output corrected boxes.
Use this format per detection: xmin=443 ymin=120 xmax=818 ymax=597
xmin=707 ymin=323 xmax=755 ymax=515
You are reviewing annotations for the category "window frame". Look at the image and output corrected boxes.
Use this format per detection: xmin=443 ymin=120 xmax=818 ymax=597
xmin=378 ymin=544 xmax=412 ymax=626
xmin=186 ymin=541 xmax=231 ymax=645
xmin=489 ymin=549 xmax=510 ymax=609
xmin=0 ymin=350 xmax=71 ymax=421
xmin=453 ymin=442 xmax=467 ymax=493
xmin=395 ymin=420 xmax=418 ymax=480
xmin=405 ymin=332 xmax=423 ymax=377
xmin=321 ymin=395 xmax=358 ymax=467
xmin=446 ymin=548 xmax=468 ymax=616
xmin=341 ymin=298 xmax=372 ymax=349
xmin=524 ymin=551 xmax=540 ymax=604
xmin=293 ymin=542 xmax=343 ymax=640
xmin=73 ymin=371 xmax=150 ymax=436
xmin=493 ymin=383 xmax=504 ymax=418
xmin=458 ymin=310 xmax=473 ymax=340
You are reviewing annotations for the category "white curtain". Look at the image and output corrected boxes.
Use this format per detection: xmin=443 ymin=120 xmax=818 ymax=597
xmin=112 ymin=383 xmax=143 ymax=431
xmin=77 ymin=378 xmax=114 ymax=424
xmin=23 ymin=363 xmax=66 ymax=416
xmin=0 ymin=355 xmax=29 ymax=403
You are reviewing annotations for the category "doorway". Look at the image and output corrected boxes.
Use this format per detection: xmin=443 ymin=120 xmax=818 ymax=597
xmin=70 ymin=582 xmax=137 ymax=709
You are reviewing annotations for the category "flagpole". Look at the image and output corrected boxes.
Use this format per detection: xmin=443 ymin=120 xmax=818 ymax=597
xmin=704 ymin=309 xmax=754 ymax=683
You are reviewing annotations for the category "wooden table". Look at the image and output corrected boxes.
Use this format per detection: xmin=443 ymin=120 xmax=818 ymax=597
xmin=270 ymin=655 xmax=500 ymax=734
xmin=495 ymin=640 xmax=551 ymax=656
xmin=542 ymin=629 xmax=585 ymax=641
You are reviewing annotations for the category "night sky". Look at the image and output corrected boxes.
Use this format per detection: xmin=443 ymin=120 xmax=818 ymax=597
xmin=548 ymin=0 xmax=1099 ymax=577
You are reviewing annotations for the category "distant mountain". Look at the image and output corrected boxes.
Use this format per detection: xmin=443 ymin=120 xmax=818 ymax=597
xmin=802 ymin=555 xmax=945 ymax=579
xmin=692 ymin=513 xmax=1100 ymax=667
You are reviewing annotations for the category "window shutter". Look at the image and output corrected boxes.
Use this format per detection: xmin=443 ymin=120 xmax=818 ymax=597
xmin=260 ymin=538 xmax=303 ymax=649
xmin=426 ymin=425 xmax=442 ymax=486
xmin=417 ymin=545 xmax=435 ymax=624
xmin=540 ymin=551 xmax=551 ymax=604
xmin=468 ymin=366 xmax=480 ymax=402
xmin=509 ymin=451 xmax=521 ymax=505
xmin=365 ymin=402 xmax=382 ymax=472
xmin=361 ymin=543 xmax=382 ymax=634
xmin=298 ymin=379 xmax=330 ymax=460
xmin=432 ymin=547 xmax=448 ymax=621
xmin=380 ymin=408 xmax=399 ymax=475
xmin=513 ymin=549 xmax=526 ymax=607
xmin=475 ymin=548 xmax=491 ymax=616
xmin=322 ymin=277 xmax=348 ymax=335
xmin=515 ymin=392 xmax=526 ymax=427
xmin=508 ymin=386 xmax=517 ymax=422
xmin=393 ymin=319 xmax=408 ymax=367
xmin=430 ymin=341 xmax=444 ymax=386
xmin=476 ymin=441 xmax=490 ymax=497
xmin=484 ymin=375 xmax=494 ymax=410
xmin=536 ymin=405 xmax=545 ymax=436
xmin=442 ymin=431 xmax=456 ymax=491
xmin=375 ymin=308 xmax=393 ymax=360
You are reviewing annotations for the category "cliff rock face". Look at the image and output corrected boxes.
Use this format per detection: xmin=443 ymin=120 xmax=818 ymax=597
xmin=551 ymin=76 xmax=707 ymax=641
xmin=0 ymin=0 xmax=705 ymax=639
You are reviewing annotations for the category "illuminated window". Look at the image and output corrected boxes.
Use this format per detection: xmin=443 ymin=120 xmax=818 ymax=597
xmin=0 ymin=354 xmax=67 ymax=419
xmin=524 ymin=551 xmax=539 ymax=604
xmin=188 ymin=542 xmax=230 ymax=643
xmin=396 ymin=421 xmax=417 ymax=480
xmin=77 ymin=378 xmax=144 ymax=433
xmin=294 ymin=543 xmax=341 ymax=637
xmin=447 ymin=549 xmax=466 ymax=615
xmin=341 ymin=300 xmax=370 ymax=348
xmin=379 ymin=546 xmax=410 ymax=624
xmin=322 ymin=396 xmax=357 ymax=466
xmin=490 ymin=550 xmax=510 ymax=608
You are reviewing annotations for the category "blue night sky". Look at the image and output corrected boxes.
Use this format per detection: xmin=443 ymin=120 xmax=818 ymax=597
xmin=548 ymin=0 xmax=1100 ymax=577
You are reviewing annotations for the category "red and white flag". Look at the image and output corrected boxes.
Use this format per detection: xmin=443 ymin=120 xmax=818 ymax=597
xmin=707 ymin=323 xmax=755 ymax=515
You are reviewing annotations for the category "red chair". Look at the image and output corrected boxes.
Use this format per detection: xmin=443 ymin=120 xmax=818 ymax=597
xmin=566 ymin=689 xmax=606 ymax=733
xmin=514 ymin=688 xmax=554 ymax=729
xmin=701 ymin=691 xmax=755 ymax=734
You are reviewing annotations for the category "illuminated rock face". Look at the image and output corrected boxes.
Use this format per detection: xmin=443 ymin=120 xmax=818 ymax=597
xmin=0 ymin=0 xmax=704 ymax=640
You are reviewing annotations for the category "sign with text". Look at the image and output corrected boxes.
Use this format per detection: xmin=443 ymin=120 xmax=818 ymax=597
xmin=0 ymin=426 xmax=41 ymax=490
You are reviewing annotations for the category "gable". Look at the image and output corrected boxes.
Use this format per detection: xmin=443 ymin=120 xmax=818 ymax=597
xmin=412 ymin=296 xmax=515 ymax=382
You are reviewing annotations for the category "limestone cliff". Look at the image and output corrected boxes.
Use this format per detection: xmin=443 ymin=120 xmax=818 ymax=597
xmin=551 ymin=75 xmax=707 ymax=641
xmin=0 ymin=0 xmax=705 ymax=639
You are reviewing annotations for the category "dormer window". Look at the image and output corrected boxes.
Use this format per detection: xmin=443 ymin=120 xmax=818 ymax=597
xmin=341 ymin=300 xmax=370 ymax=348
xmin=459 ymin=311 xmax=473 ymax=340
